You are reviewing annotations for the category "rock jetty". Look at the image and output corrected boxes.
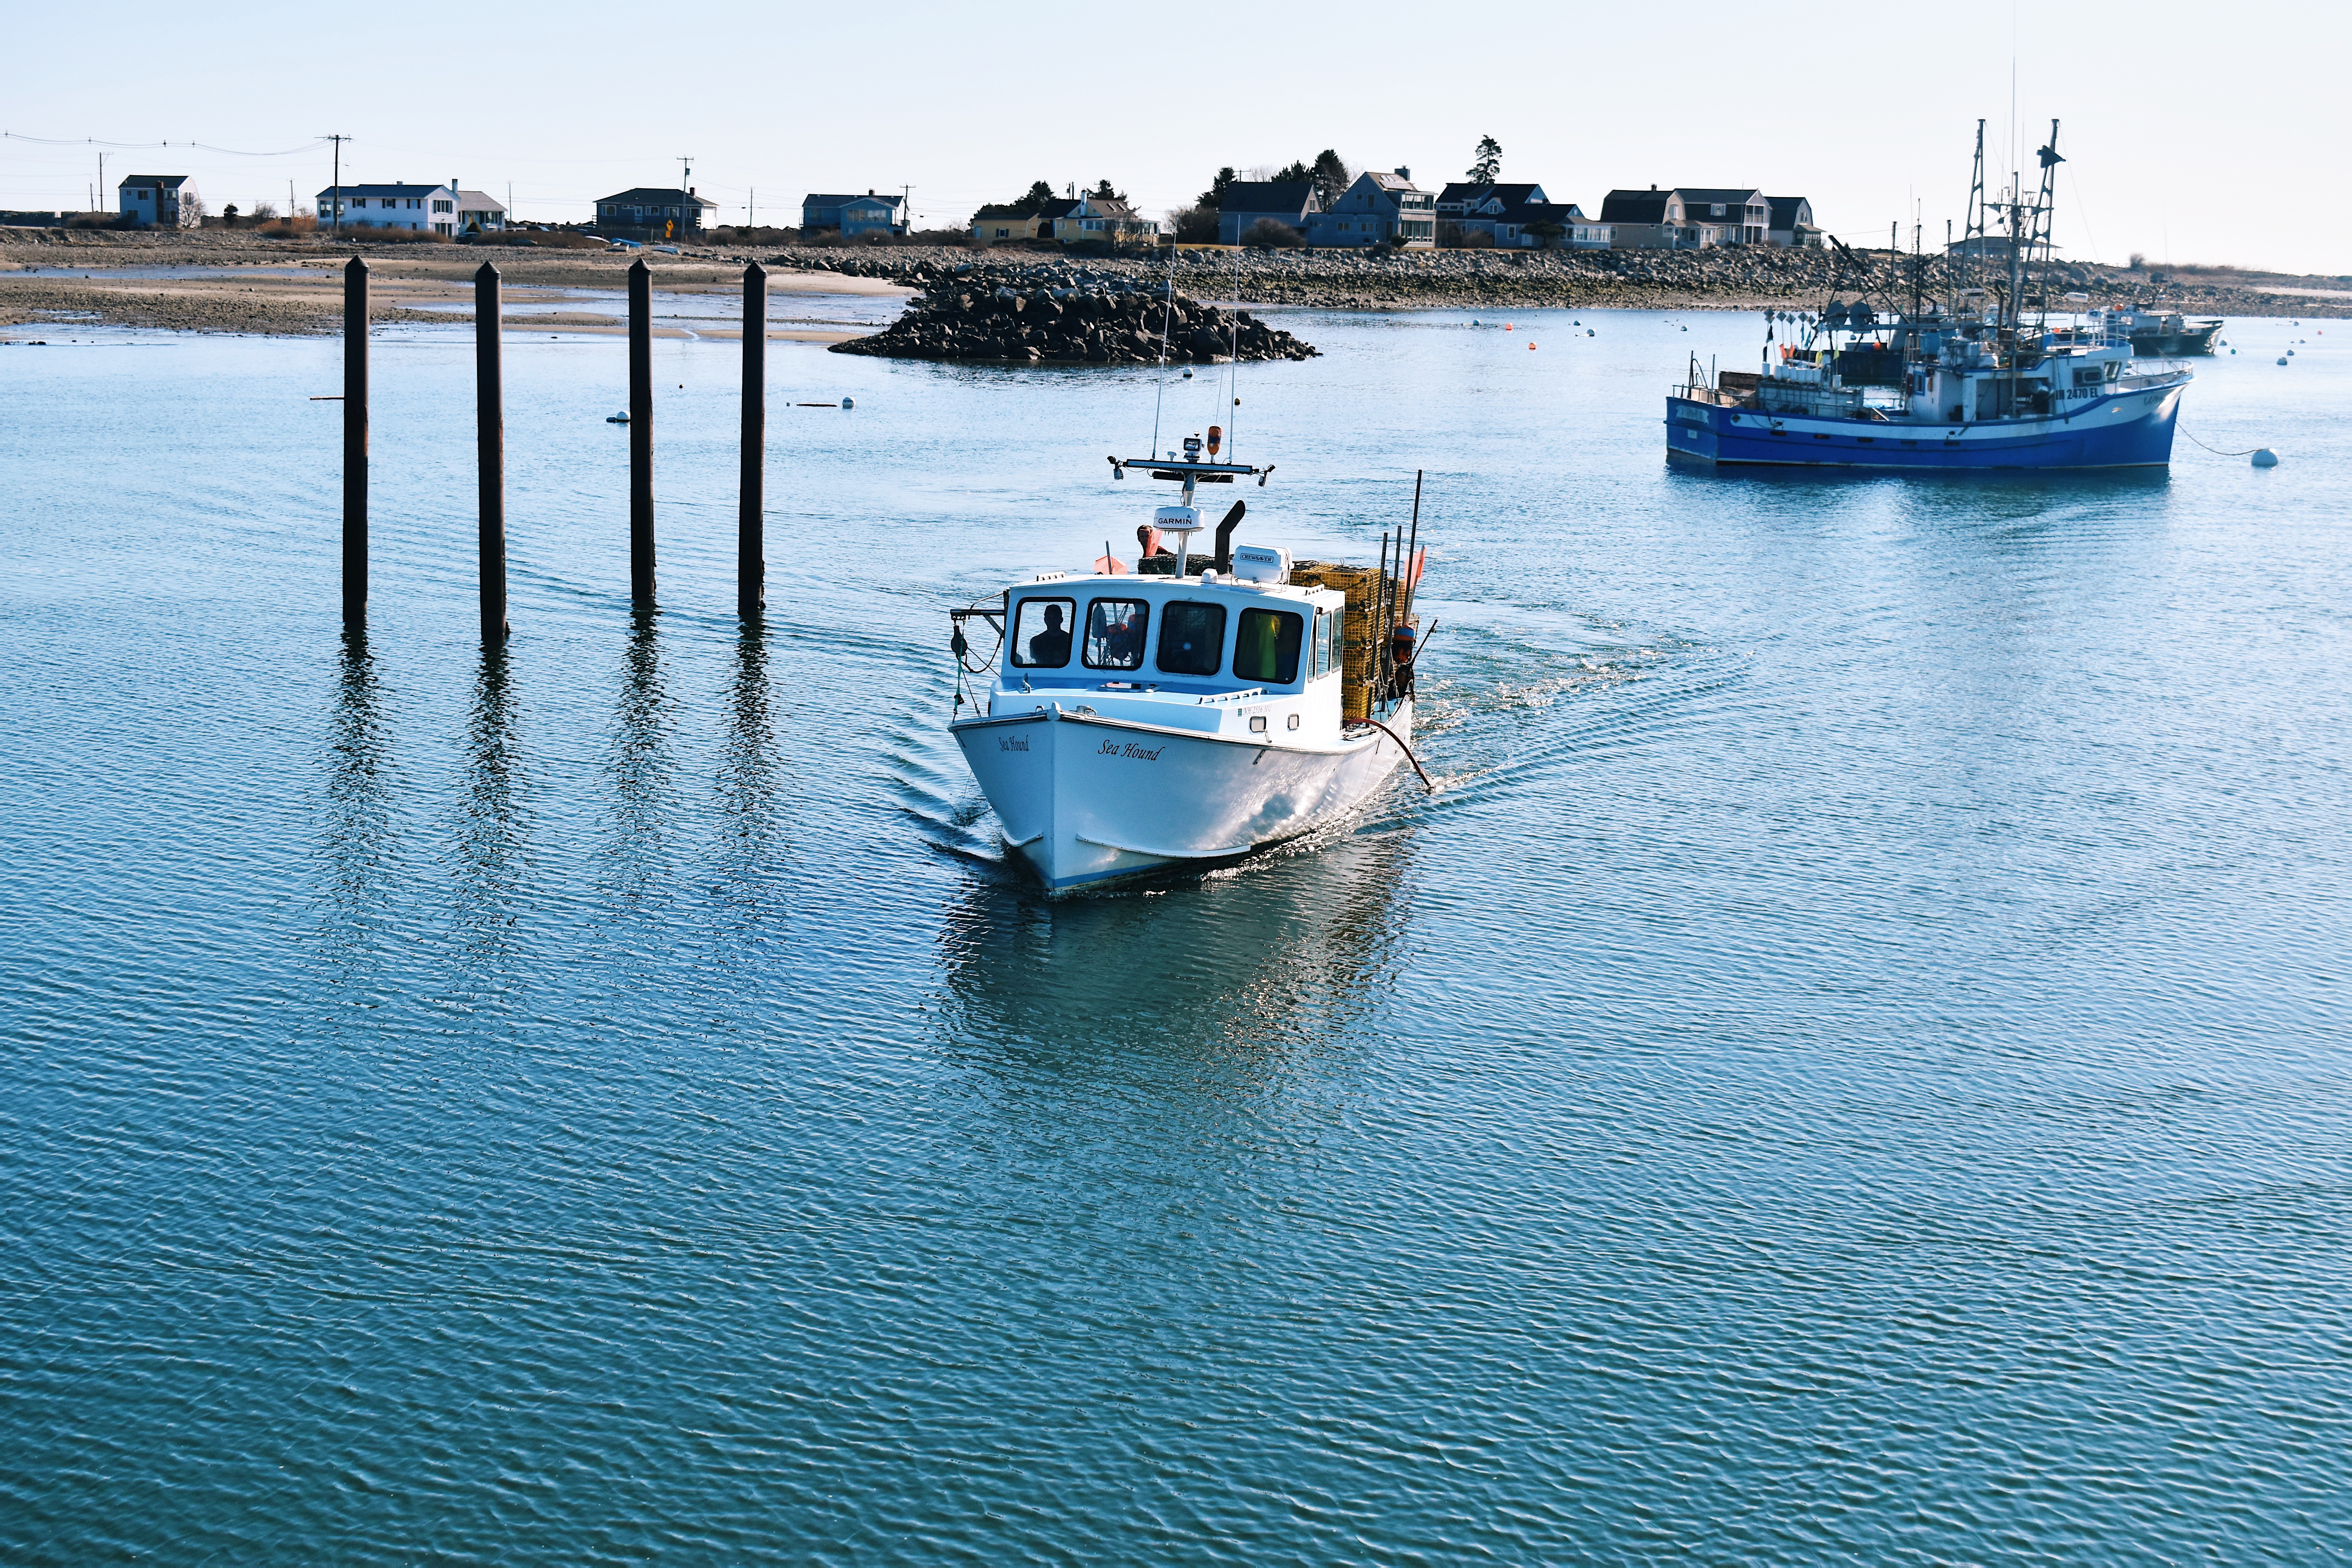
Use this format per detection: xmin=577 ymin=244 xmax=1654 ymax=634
xmin=828 ymin=272 xmax=1317 ymax=364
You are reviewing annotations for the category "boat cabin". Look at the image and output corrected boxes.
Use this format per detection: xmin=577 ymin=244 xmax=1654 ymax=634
xmin=988 ymin=568 xmax=1350 ymax=745
xmin=1752 ymin=309 xmax=2135 ymax=425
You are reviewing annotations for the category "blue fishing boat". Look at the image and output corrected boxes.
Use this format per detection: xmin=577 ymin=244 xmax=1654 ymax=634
xmin=1666 ymin=121 xmax=2192 ymax=472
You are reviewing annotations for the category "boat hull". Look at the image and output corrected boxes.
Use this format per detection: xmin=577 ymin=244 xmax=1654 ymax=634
xmin=953 ymin=700 xmax=1414 ymax=893
xmin=2129 ymin=326 xmax=2220 ymax=356
xmin=1665 ymin=378 xmax=2186 ymax=470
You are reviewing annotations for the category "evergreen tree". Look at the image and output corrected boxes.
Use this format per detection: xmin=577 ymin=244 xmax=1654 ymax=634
xmin=1014 ymin=180 xmax=1056 ymax=216
xmin=1467 ymin=135 xmax=1502 ymax=185
xmin=1274 ymin=160 xmax=1312 ymax=185
xmin=1198 ymin=166 xmax=1238 ymax=209
xmin=1092 ymin=178 xmax=1125 ymax=202
xmin=1309 ymin=150 xmax=1351 ymax=207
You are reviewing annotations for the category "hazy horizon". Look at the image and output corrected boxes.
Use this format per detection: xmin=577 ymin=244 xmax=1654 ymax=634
xmin=6 ymin=0 xmax=2336 ymax=276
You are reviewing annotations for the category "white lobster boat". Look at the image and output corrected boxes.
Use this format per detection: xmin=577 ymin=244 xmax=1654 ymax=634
xmin=949 ymin=446 xmax=1425 ymax=895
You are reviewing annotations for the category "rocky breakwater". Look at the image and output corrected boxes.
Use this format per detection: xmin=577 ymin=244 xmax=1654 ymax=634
xmin=828 ymin=277 xmax=1317 ymax=364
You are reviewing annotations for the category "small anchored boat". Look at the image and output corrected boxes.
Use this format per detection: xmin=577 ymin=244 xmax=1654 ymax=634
xmin=948 ymin=435 xmax=1428 ymax=895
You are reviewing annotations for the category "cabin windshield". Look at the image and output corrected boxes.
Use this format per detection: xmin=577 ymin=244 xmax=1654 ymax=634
xmin=1234 ymin=608 xmax=1304 ymax=684
xmin=1156 ymin=601 xmax=1227 ymax=677
xmin=1010 ymin=597 xmax=1074 ymax=668
xmin=1083 ymin=598 xmax=1149 ymax=670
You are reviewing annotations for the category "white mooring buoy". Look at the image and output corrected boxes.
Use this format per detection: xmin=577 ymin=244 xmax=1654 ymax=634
xmin=2252 ymin=448 xmax=2279 ymax=467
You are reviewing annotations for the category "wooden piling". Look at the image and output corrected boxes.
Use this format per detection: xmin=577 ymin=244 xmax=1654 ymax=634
xmin=475 ymin=263 xmax=508 ymax=642
xmin=342 ymin=257 xmax=368 ymax=621
xmin=628 ymin=258 xmax=654 ymax=606
xmin=738 ymin=261 xmax=767 ymax=622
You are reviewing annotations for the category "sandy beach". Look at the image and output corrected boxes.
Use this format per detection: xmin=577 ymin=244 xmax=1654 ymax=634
xmin=0 ymin=230 xmax=911 ymax=339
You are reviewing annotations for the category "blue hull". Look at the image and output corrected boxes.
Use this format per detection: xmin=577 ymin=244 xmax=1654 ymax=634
xmin=1666 ymin=380 xmax=2185 ymax=470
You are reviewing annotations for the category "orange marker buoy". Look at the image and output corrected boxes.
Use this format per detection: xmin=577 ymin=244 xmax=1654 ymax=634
xmin=1528 ymin=342 xmax=1537 ymax=350
xmin=1504 ymin=323 xmax=1513 ymax=331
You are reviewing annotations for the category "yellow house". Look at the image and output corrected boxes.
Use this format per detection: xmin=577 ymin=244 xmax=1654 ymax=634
xmin=969 ymin=198 xmax=1074 ymax=243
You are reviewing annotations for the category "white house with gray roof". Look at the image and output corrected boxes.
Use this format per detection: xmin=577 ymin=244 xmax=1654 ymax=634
xmin=318 ymin=182 xmax=460 ymax=234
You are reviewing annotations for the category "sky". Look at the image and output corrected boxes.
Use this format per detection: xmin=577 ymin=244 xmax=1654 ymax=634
xmin=5 ymin=0 xmax=2341 ymax=276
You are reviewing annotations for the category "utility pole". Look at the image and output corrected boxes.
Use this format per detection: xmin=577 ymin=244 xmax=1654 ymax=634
xmin=323 ymin=133 xmax=352 ymax=235
xmin=96 ymin=152 xmax=105 ymax=218
xmin=902 ymin=183 xmax=914 ymax=233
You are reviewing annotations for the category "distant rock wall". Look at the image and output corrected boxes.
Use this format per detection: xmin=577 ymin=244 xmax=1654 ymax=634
xmin=763 ymin=243 xmax=2349 ymax=318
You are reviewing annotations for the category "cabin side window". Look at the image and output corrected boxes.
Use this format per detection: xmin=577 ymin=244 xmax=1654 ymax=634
xmin=1313 ymin=608 xmax=1340 ymax=677
xmin=1155 ymin=600 xmax=1227 ymax=677
xmin=1083 ymin=598 xmax=1149 ymax=670
xmin=1009 ymin=597 xmax=1075 ymax=668
xmin=1234 ymin=608 xmax=1304 ymax=685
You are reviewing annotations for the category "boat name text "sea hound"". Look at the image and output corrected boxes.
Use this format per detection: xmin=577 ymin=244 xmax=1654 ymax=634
xmin=998 ymin=735 xmax=1030 ymax=752
xmin=1098 ymin=740 xmax=1166 ymax=762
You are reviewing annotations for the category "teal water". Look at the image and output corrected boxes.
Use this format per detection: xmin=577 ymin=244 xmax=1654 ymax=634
xmin=2 ymin=304 xmax=2348 ymax=1563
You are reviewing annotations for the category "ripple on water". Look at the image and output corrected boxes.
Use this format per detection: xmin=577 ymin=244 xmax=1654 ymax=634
xmin=2 ymin=312 xmax=2349 ymax=1563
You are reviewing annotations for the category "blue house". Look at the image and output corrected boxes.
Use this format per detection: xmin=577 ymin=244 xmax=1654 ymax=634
xmin=1216 ymin=180 xmax=1320 ymax=245
xmin=1305 ymin=169 xmax=1435 ymax=249
xmin=803 ymin=190 xmax=907 ymax=236
xmin=118 ymin=174 xmax=201 ymax=229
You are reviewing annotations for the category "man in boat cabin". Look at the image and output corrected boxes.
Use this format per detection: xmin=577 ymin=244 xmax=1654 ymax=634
xmin=1029 ymin=603 xmax=1073 ymax=667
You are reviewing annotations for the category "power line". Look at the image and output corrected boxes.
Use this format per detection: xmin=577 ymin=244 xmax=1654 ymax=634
xmin=2 ymin=131 xmax=330 ymax=157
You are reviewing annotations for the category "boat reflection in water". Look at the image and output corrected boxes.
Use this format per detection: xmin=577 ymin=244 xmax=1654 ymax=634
xmin=934 ymin=819 xmax=1421 ymax=1074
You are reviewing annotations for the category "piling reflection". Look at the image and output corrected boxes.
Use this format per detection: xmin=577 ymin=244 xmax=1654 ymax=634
xmin=706 ymin=622 xmax=790 ymax=962
xmin=450 ymin=646 xmax=528 ymax=971
xmin=602 ymin=610 xmax=676 ymax=907
xmin=935 ymin=824 xmax=1420 ymax=1084
xmin=318 ymin=629 xmax=397 ymax=976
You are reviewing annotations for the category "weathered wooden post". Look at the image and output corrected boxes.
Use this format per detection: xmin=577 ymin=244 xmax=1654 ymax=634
xmin=475 ymin=262 xmax=508 ymax=643
xmin=628 ymin=257 xmax=655 ymax=606
xmin=738 ymin=261 xmax=766 ymax=621
xmin=342 ymin=257 xmax=368 ymax=621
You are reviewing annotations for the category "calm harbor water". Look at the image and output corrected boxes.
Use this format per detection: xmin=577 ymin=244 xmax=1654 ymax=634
xmin=3 ymin=300 xmax=2348 ymax=1563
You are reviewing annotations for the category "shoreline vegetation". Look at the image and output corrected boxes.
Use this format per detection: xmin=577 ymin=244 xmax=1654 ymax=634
xmin=4 ymin=228 xmax=2345 ymax=339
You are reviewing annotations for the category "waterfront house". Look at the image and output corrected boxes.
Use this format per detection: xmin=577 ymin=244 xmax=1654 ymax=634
xmin=1598 ymin=188 xmax=1682 ymax=247
xmin=803 ymin=191 xmax=907 ymax=236
xmin=1434 ymin=182 xmax=1548 ymax=243
xmin=317 ymin=183 xmax=459 ymax=234
xmin=971 ymin=198 xmax=1076 ymax=242
xmin=594 ymin=187 xmax=716 ymax=240
xmin=118 ymin=175 xmax=201 ymax=229
xmin=1767 ymin=196 xmax=1822 ymax=248
xmin=455 ymin=187 xmax=507 ymax=233
xmin=1307 ymin=169 xmax=1436 ymax=249
xmin=1053 ymin=191 xmax=1154 ymax=245
xmin=1671 ymin=188 xmax=1771 ymax=246
xmin=1216 ymin=181 xmax=1321 ymax=245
